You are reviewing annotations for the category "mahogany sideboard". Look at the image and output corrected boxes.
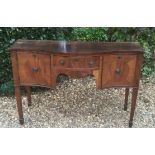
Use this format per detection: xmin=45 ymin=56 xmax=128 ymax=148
xmin=8 ymin=40 xmax=144 ymax=127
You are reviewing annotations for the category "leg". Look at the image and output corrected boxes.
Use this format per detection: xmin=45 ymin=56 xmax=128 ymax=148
xmin=129 ymin=88 xmax=138 ymax=128
xmin=15 ymin=86 xmax=24 ymax=125
xmin=25 ymin=86 xmax=31 ymax=106
xmin=124 ymin=88 xmax=129 ymax=111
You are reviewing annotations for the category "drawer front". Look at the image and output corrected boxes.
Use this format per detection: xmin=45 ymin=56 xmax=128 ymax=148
xmin=54 ymin=55 xmax=100 ymax=69
xmin=102 ymin=54 xmax=137 ymax=87
xmin=17 ymin=52 xmax=51 ymax=86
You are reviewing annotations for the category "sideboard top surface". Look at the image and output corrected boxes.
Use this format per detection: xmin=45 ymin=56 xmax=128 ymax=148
xmin=8 ymin=39 xmax=144 ymax=54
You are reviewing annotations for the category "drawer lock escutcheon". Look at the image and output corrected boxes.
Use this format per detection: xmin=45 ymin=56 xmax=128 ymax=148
xmin=32 ymin=67 xmax=39 ymax=73
xmin=59 ymin=59 xmax=65 ymax=65
xmin=88 ymin=60 xmax=95 ymax=67
xmin=117 ymin=56 xmax=122 ymax=59
xmin=115 ymin=68 xmax=121 ymax=74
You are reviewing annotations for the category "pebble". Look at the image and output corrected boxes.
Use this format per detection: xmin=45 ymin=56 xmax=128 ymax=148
xmin=0 ymin=76 xmax=155 ymax=128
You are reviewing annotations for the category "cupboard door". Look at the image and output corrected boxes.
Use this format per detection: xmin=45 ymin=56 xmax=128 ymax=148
xmin=102 ymin=54 xmax=137 ymax=88
xmin=17 ymin=52 xmax=51 ymax=86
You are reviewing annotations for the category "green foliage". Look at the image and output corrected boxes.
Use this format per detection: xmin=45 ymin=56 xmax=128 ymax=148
xmin=71 ymin=27 xmax=155 ymax=77
xmin=0 ymin=81 xmax=14 ymax=95
xmin=0 ymin=27 xmax=72 ymax=95
xmin=0 ymin=27 xmax=155 ymax=95
xmin=70 ymin=27 xmax=109 ymax=41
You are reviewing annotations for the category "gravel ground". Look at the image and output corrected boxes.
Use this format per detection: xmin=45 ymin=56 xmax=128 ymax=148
xmin=0 ymin=76 xmax=155 ymax=128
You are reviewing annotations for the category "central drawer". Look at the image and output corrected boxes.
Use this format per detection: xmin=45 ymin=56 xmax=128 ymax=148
xmin=53 ymin=55 xmax=100 ymax=69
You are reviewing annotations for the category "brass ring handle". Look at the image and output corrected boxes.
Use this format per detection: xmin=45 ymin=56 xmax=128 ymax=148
xmin=32 ymin=67 xmax=39 ymax=72
xmin=59 ymin=59 xmax=65 ymax=65
xmin=115 ymin=68 xmax=121 ymax=74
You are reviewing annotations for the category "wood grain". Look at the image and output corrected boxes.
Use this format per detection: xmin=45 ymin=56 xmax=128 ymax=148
xmin=17 ymin=52 xmax=51 ymax=87
xmin=10 ymin=40 xmax=144 ymax=127
xmin=11 ymin=52 xmax=24 ymax=124
xmin=8 ymin=40 xmax=144 ymax=54
xmin=102 ymin=54 xmax=137 ymax=88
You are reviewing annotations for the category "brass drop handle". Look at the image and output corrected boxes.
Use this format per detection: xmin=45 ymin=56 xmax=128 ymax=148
xmin=32 ymin=67 xmax=39 ymax=72
xmin=59 ymin=59 xmax=65 ymax=65
xmin=115 ymin=68 xmax=121 ymax=74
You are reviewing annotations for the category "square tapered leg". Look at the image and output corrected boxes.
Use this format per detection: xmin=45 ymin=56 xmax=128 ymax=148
xmin=124 ymin=88 xmax=129 ymax=111
xmin=15 ymin=86 xmax=24 ymax=125
xmin=25 ymin=86 xmax=32 ymax=106
xmin=129 ymin=88 xmax=138 ymax=128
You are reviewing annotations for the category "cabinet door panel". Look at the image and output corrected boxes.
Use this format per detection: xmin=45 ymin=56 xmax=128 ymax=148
xmin=102 ymin=54 xmax=137 ymax=88
xmin=17 ymin=52 xmax=51 ymax=86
